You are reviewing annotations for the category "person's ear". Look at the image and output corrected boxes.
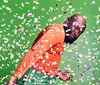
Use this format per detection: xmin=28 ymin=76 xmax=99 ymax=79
xmin=64 ymin=17 xmax=70 ymax=24
xmin=66 ymin=17 xmax=71 ymax=24
xmin=81 ymin=24 xmax=86 ymax=33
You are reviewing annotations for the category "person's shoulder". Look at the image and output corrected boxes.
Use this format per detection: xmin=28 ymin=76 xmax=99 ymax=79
xmin=49 ymin=23 xmax=63 ymax=28
xmin=42 ymin=24 xmax=65 ymax=43
xmin=45 ymin=23 xmax=63 ymax=33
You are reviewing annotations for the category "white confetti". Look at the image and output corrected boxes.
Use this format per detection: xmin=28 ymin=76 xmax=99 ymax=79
xmin=33 ymin=1 xmax=39 ymax=4
xmin=96 ymin=20 xmax=99 ymax=25
xmin=91 ymin=1 xmax=95 ymax=4
xmin=4 ymin=0 xmax=8 ymax=3
xmin=96 ymin=29 xmax=100 ymax=32
xmin=27 ymin=13 xmax=33 ymax=17
xmin=34 ymin=18 xmax=38 ymax=23
xmin=99 ymin=7 xmax=100 ymax=11
xmin=6 ymin=7 xmax=11 ymax=11
xmin=21 ymin=3 xmax=24 ymax=7
xmin=25 ymin=2 xmax=30 ymax=4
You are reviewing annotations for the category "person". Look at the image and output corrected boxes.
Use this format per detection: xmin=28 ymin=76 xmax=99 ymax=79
xmin=7 ymin=14 xmax=86 ymax=85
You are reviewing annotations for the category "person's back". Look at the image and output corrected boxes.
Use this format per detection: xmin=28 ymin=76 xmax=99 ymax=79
xmin=32 ymin=24 xmax=65 ymax=76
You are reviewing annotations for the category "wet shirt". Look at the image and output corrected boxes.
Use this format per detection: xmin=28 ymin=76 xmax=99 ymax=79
xmin=14 ymin=24 xmax=65 ymax=79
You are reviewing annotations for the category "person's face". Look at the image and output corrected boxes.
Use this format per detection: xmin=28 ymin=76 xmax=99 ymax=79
xmin=69 ymin=21 xmax=84 ymax=39
xmin=65 ymin=17 xmax=85 ymax=44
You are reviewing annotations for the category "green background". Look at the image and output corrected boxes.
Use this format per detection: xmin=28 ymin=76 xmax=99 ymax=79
xmin=0 ymin=0 xmax=100 ymax=85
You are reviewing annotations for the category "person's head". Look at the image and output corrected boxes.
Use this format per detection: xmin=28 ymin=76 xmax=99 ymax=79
xmin=63 ymin=14 xmax=86 ymax=44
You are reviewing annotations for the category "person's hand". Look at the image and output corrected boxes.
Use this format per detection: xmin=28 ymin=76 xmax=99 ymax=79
xmin=7 ymin=76 xmax=18 ymax=85
xmin=57 ymin=70 xmax=73 ymax=82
